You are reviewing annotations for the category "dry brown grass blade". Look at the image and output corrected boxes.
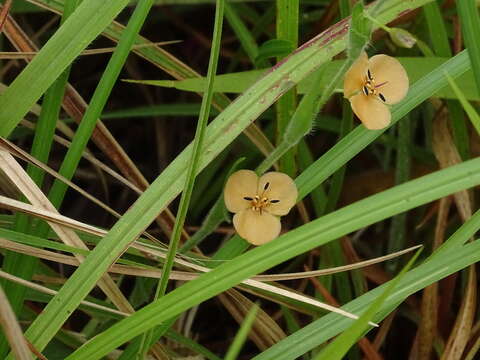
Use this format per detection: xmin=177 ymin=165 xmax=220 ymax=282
xmin=0 ymin=0 xmax=12 ymax=34
xmin=465 ymin=327 xmax=480 ymax=360
xmin=0 ymin=224 xmax=373 ymax=324
xmin=415 ymin=197 xmax=451 ymax=360
xmin=0 ymin=138 xmax=126 ymax=219
xmin=0 ymin=137 xmax=166 ymax=250
xmin=1 ymin=267 xmax=175 ymax=360
xmin=432 ymin=114 xmax=477 ymax=360
xmin=23 ymin=0 xmax=275 ymax=159
xmin=254 ymin=245 xmax=422 ymax=281
xmin=0 ymin=283 xmax=35 ymax=360
xmin=432 ymin=115 xmax=472 ymax=221
xmin=14 ymin=124 xmax=143 ymax=194
xmin=441 ymin=266 xmax=477 ymax=360
xmin=218 ymin=289 xmax=286 ymax=350
xmin=0 ymin=168 xmax=20 ymax=199
xmin=0 ymin=149 xmax=135 ymax=315
xmin=371 ymin=310 xmax=398 ymax=352
xmin=0 ymin=186 xmax=379 ymax=324
xmin=0 ymin=41 xmax=181 ymax=59
xmin=1 ymin=10 xmax=186 ymax=245
xmin=0 ymin=270 xmax=129 ymax=317
xmin=307 ymin=274 xmax=383 ymax=360
xmin=0 ymin=178 xmax=421 ymax=284
xmin=0 ymin=190 xmax=419 ymax=285
xmin=0 ymin=196 xmax=376 ymax=327
xmin=0 ymin=237 xmax=195 ymax=281
xmin=0 ymin=194 xmax=106 ymax=237
xmin=242 ymin=278 xmax=378 ymax=326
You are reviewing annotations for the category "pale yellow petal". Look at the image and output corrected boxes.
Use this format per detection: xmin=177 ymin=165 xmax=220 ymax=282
xmin=350 ymin=94 xmax=391 ymax=130
xmin=224 ymin=170 xmax=258 ymax=213
xmin=258 ymin=172 xmax=297 ymax=216
xmin=343 ymin=51 xmax=369 ymax=99
xmin=368 ymin=54 xmax=409 ymax=105
xmin=233 ymin=209 xmax=281 ymax=245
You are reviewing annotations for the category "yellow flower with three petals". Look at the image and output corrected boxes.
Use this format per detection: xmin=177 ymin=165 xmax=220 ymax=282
xmin=343 ymin=52 xmax=409 ymax=130
xmin=224 ymin=170 xmax=297 ymax=245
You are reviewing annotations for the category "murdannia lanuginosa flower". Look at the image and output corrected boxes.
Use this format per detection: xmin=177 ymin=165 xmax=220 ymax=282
xmin=224 ymin=170 xmax=297 ymax=245
xmin=343 ymin=52 xmax=409 ymax=130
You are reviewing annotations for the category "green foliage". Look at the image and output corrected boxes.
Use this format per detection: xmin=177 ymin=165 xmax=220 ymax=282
xmin=3 ymin=0 xmax=480 ymax=359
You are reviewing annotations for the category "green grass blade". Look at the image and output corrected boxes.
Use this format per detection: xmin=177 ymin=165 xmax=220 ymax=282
xmin=0 ymin=1 xmax=81 ymax=356
xmin=189 ymin=49 xmax=473 ymax=271
xmin=25 ymin=0 xmax=274 ymax=155
xmin=429 ymin=208 xmax=480 ymax=259
xmin=313 ymin=250 xmax=421 ymax=360
xmin=3 ymin=0 xmax=155 ymax=356
xmin=424 ymin=0 xmax=469 ymax=159
xmin=17 ymin=0 xmax=434 ymax=353
xmin=261 ymin=0 xmax=369 ymax=174
xmin=165 ymin=329 xmax=222 ymax=360
xmin=423 ymin=2 xmax=451 ymax=57
xmin=224 ymin=304 xmax=259 ymax=360
xmin=0 ymin=0 xmax=130 ymax=137
xmin=445 ymin=73 xmax=480 ymax=135
xmin=321 ymin=102 xmax=355 ymax=305
xmin=275 ymin=0 xmax=299 ymax=175
xmin=254 ymin=242 xmax=480 ymax=359
xmin=225 ymin=3 xmax=258 ymax=62
xmin=457 ymin=0 xmax=480 ymax=93
xmin=142 ymin=57 xmax=480 ymax=101
xmin=139 ymin=0 xmax=225 ymax=356
xmin=0 ymin=228 xmax=89 ymax=257
xmin=43 ymin=0 xmax=156 ymax=213
xmin=386 ymin=118 xmax=411 ymax=272
xmin=295 ymin=50 xmax=471 ymax=201
xmin=66 ymin=156 xmax=480 ymax=360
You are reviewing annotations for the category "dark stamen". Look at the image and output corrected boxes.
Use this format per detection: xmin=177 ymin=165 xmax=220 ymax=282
xmin=363 ymin=86 xmax=369 ymax=96
xmin=367 ymin=69 xmax=372 ymax=80
xmin=270 ymin=199 xmax=280 ymax=203
xmin=243 ymin=197 xmax=253 ymax=201
xmin=264 ymin=182 xmax=270 ymax=190
xmin=378 ymin=93 xmax=386 ymax=102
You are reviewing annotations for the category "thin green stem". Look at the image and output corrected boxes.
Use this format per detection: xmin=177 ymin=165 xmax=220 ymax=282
xmin=45 ymin=0 xmax=155 ymax=210
xmin=138 ymin=0 xmax=225 ymax=357
xmin=457 ymin=0 xmax=480 ymax=93
xmin=275 ymin=0 xmax=299 ymax=175
xmin=224 ymin=304 xmax=259 ymax=360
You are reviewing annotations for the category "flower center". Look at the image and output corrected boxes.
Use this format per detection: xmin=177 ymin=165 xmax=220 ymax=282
xmin=243 ymin=182 xmax=280 ymax=214
xmin=362 ymin=69 xmax=387 ymax=103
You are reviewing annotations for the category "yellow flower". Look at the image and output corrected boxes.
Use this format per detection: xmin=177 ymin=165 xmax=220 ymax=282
xmin=223 ymin=170 xmax=298 ymax=245
xmin=343 ymin=52 xmax=409 ymax=130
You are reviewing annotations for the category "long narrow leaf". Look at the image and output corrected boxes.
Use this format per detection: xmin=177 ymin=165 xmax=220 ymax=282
xmin=19 ymin=0 xmax=435 ymax=353
xmin=66 ymin=156 xmax=480 ymax=359
xmin=0 ymin=0 xmax=130 ymax=137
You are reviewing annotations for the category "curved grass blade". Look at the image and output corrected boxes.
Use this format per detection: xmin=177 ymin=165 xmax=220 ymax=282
xmin=313 ymin=250 xmax=421 ymax=360
xmin=457 ymin=0 xmax=480 ymax=93
xmin=18 ymin=0 xmax=435 ymax=354
xmin=0 ymin=1 xmax=80 ymax=356
xmin=224 ymin=303 xmax=259 ymax=360
xmin=139 ymin=0 xmax=225 ymax=356
xmin=214 ymin=50 xmax=472 ymax=261
xmin=66 ymin=156 xmax=480 ymax=360
xmin=0 ymin=0 xmax=130 ymax=137
xmin=253 ymin=228 xmax=480 ymax=359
